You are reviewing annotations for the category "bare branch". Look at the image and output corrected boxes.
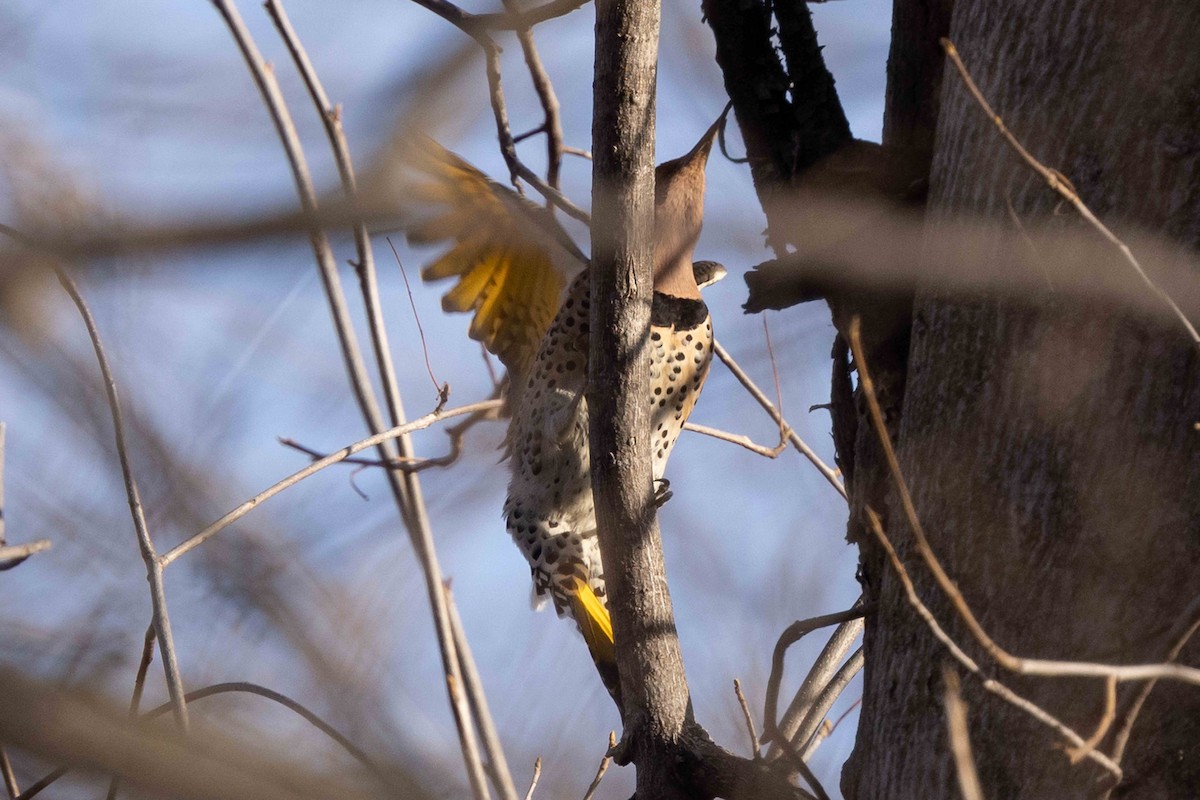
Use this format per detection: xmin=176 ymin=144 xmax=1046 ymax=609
xmin=942 ymin=668 xmax=984 ymax=800
xmin=56 ymin=270 xmax=189 ymax=730
xmin=941 ymin=38 xmax=1199 ymax=348
xmin=763 ymin=607 xmax=866 ymax=747
xmin=770 ymin=611 xmax=864 ymax=760
xmin=1066 ymin=677 xmax=1117 ymax=765
xmin=522 ymin=758 xmax=541 ymax=800
xmin=794 ymin=646 xmax=864 ymax=760
xmin=580 ymin=732 xmax=616 ymax=800
xmin=159 ymin=399 xmax=502 ymax=566
xmin=409 ymin=0 xmax=589 ymax=221
xmin=683 ymin=422 xmax=786 ymax=458
xmin=733 ymin=679 xmax=761 ymax=758
xmin=712 ymin=341 xmax=846 ymax=500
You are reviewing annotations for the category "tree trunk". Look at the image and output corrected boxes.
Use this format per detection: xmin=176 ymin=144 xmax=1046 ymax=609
xmin=845 ymin=1 xmax=1200 ymax=797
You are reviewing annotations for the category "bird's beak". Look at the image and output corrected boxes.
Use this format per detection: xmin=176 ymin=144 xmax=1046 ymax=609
xmin=678 ymin=102 xmax=731 ymax=169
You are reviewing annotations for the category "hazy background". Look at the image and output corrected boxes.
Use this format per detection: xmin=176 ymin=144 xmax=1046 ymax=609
xmin=0 ymin=0 xmax=889 ymax=795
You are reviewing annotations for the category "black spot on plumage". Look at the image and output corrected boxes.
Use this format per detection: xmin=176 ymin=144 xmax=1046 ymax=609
xmin=531 ymin=544 xmax=543 ymax=560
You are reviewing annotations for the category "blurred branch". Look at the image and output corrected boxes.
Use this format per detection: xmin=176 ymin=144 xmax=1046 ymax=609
xmin=445 ymin=583 xmax=519 ymax=800
xmin=159 ymin=398 xmax=503 ymax=567
xmin=712 ymin=340 xmax=846 ymax=500
xmin=0 ymin=746 xmax=17 ymax=799
xmin=852 ymin=316 xmax=1200 ymax=687
xmin=56 ymin=270 xmax=189 ymax=730
xmin=474 ymin=0 xmax=591 ymax=30
xmin=942 ymin=38 xmax=1199 ymax=348
xmin=212 ymin=4 xmax=494 ymax=796
xmin=942 ymin=668 xmax=984 ymax=800
xmin=0 ymin=421 xmax=52 ymax=572
xmin=0 ymin=669 xmax=392 ymax=800
xmin=105 ymin=623 xmax=157 ymax=800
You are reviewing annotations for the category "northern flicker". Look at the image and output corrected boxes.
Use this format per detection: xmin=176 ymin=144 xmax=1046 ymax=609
xmin=408 ymin=118 xmax=725 ymax=699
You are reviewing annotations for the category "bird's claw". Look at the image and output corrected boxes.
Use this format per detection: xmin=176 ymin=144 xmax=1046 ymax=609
xmin=653 ymin=479 xmax=673 ymax=508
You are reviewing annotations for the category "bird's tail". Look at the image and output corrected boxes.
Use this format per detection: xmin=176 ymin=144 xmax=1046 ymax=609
xmin=569 ymin=577 xmax=622 ymax=706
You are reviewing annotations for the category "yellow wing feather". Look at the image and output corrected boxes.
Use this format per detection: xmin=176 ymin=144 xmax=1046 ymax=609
xmin=406 ymin=140 xmax=570 ymax=378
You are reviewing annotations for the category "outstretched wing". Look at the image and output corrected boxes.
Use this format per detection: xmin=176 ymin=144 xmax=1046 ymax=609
xmin=407 ymin=141 xmax=576 ymax=380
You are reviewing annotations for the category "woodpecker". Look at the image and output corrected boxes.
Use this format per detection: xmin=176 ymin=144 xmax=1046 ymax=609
xmin=408 ymin=118 xmax=725 ymax=700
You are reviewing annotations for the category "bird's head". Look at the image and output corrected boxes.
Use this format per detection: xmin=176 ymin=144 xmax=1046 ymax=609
xmin=652 ymin=108 xmax=728 ymax=299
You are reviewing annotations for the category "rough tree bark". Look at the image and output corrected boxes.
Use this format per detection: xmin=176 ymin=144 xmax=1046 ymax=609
xmin=589 ymin=0 xmax=694 ymax=797
xmin=845 ymin=1 xmax=1200 ymax=797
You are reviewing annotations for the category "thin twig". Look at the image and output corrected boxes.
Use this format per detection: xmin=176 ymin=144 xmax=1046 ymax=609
xmin=387 ymin=237 xmax=445 ymax=400
xmin=863 ymin=507 xmax=1123 ymax=781
xmin=733 ymin=679 xmax=761 ymax=758
xmin=1106 ymin=593 xmax=1200 ymax=777
xmin=1066 ymin=677 xmax=1117 ymax=765
xmin=523 ymin=758 xmax=541 ymax=800
xmin=713 ymin=340 xmax=846 ymax=500
xmin=942 ymin=667 xmax=985 ymax=800
xmin=850 ymin=317 xmax=1200 ymax=688
xmin=159 ymin=399 xmax=502 ymax=567
xmin=500 ymin=0 xmax=563 ymax=194
xmin=803 ymin=697 xmax=862 ymax=759
xmin=56 ymin=270 xmax=188 ymax=730
xmin=941 ymin=38 xmax=1199 ymax=347
xmin=279 ymin=396 xmax=500 ymax=474
xmin=581 ymin=732 xmax=616 ymax=800
xmin=683 ymin=422 xmax=786 ymax=458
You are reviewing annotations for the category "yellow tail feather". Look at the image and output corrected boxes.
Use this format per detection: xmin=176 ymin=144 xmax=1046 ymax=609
xmin=569 ymin=577 xmax=614 ymax=666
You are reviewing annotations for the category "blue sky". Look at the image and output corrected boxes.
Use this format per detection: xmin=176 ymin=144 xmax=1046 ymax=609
xmin=0 ymin=1 xmax=891 ymax=795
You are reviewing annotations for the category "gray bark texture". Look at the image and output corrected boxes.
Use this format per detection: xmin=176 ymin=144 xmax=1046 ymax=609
xmin=845 ymin=1 xmax=1200 ymax=798
xmin=590 ymin=0 xmax=694 ymax=796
